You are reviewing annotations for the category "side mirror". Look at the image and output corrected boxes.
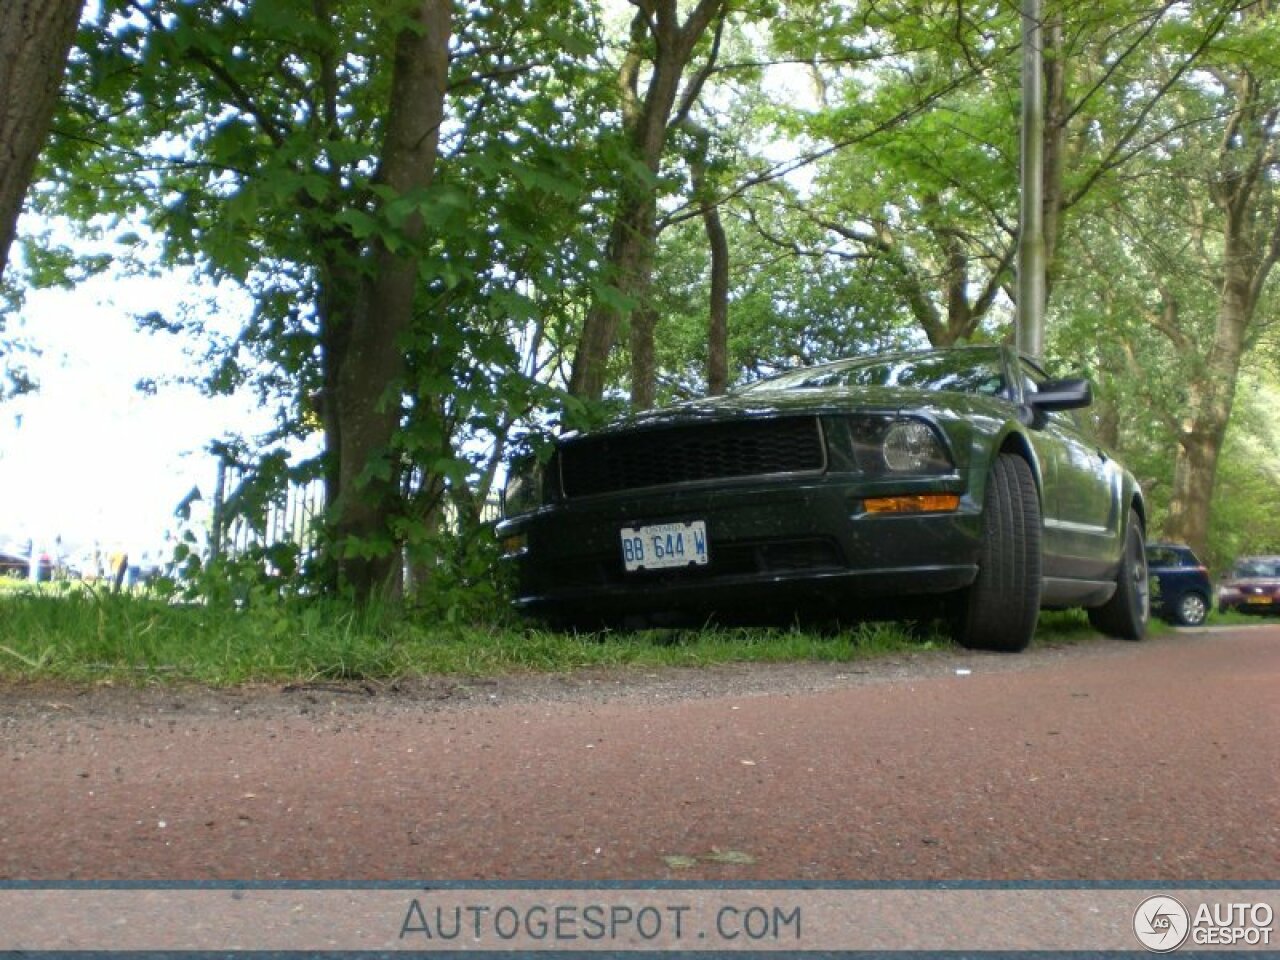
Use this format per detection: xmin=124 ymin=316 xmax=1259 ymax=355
xmin=1029 ymin=377 xmax=1092 ymax=413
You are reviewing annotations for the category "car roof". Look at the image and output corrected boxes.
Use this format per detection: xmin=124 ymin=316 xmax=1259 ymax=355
xmin=737 ymin=344 xmax=1010 ymax=393
xmin=757 ymin=343 xmax=1006 ymax=373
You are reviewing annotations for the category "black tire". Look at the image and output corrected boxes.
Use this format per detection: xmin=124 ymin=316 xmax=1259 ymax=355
xmin=1174 ymin=591 xmax=1208 ymax=627
xmin=951 ymin=453 xmax=1042 ymax=652
xmin=1087 ymin=508 xmax=1149 ymax=640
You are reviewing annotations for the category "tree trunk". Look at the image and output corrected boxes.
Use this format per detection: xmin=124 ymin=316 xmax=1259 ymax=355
xmin=568 ymin=0 xmax=725 ymax=404
xmin=1164 ymin=263 xmax=1252 ymax=557
xmin=688 ymin=127 xmax=730 ymax=396
xmin=941 ymin=230 xmax=973 ymax=343
xmin=1162 ymin=57 xmax=1279 ymax=558
xmin=317 ymin=263 xmax=355 ymax=520
xmin=1167 ymin=427 xmax=1225 ymax=557
xmin=1094 ymin=392 xmax=1121 ymax=452
xmin=0 ymin=0 xmax=82 ymax=282
xmin=569 ymin=195 xmax=658 ymax=401
xmin=329 ymin=0 xmax=451 ymax=601
xmin=917 ymin=194 xmax=1013 ymax=346
xmin=629 ymin=303 xmax=658 ymax=409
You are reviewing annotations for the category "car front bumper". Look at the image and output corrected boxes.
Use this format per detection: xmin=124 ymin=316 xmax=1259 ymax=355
xmin=1218 ymin=596 xmax=1280 ymax=615
xmin=497 ymin=476 xmax=982 ymax=627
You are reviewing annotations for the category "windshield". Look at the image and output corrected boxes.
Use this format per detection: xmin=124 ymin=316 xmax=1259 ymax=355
xmin=1232 ymin=559 xmax=1280 ymax=578
xmin=743 ymin=349 xmax=1007 ymax=396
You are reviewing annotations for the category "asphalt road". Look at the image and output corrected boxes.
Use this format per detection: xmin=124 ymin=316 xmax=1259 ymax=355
xmin=1 ymin=626 xmax=1276 ymax=881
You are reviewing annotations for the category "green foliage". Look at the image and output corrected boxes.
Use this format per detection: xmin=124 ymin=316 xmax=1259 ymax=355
xmin=38 ymin=0 xmax=622 ymax=598
xmin=1204 ymin=379 xmax=1280 ymax=572
xmin=1045 ymin=1 xmax=1280 ymax=554
xmin=11 ymin=0 xmax=1280 ymax=615
xmin=648 ymin=201 xmax=920 ymax=399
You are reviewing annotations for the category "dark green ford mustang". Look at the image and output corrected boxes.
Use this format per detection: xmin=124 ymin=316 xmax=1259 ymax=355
xmin=496 ymin=345 xmax=1149 ymax=651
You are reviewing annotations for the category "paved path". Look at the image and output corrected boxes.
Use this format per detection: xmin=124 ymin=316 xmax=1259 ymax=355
xmin=1 ymin=628 xmax=1276 ymax=880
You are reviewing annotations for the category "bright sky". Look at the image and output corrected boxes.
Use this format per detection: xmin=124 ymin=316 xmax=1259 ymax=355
xmin=0 ymin=249 xmax=271 ymax=560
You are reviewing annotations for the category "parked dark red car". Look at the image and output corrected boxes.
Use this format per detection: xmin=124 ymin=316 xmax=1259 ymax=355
xmin=1217 ymin=556 xmax=1280 ymax=615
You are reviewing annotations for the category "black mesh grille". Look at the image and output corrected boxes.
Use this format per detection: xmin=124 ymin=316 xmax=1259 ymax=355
xmin=556 ymin=416 xmax=824 ymax=499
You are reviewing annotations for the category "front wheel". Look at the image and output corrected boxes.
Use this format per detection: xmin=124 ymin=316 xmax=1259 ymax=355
xmin=951 ymin=453 xmax=1042 ymax=653
xmin=1087 ymin=508 xmax=1149 ymax=640
xmin=1175 ymin=591 xmax=1208 ymax=627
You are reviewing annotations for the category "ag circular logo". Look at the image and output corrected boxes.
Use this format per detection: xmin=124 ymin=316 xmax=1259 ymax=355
xmin=1134 ymin=895 xmax=1190 ymax=952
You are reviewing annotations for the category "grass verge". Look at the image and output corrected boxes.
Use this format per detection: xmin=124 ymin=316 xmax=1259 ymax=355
xmin=0 ymin=585 xmax=1122 ymax=686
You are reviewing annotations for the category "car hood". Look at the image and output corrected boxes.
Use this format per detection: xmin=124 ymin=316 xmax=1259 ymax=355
xmin=561 ymin=385 xmax=1012 ymax=441
xmin=1221 ymin=577 xmax=1280 ymax=588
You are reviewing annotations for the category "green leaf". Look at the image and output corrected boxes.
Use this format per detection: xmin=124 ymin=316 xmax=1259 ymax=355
xmin=333 ymin=209 xmax=380 ymax=240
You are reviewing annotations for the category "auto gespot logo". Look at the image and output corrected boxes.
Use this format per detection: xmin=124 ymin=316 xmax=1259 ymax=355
xmin=1134 ymin=895 xmax=1275 ymax=952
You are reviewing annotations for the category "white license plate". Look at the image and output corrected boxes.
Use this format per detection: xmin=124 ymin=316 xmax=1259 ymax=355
xmin=620 ymin=521 xmax=709 ymax=572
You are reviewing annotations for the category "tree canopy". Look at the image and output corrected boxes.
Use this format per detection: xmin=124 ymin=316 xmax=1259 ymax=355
xmin=4 ymin=0 xmax=1279 ymax=599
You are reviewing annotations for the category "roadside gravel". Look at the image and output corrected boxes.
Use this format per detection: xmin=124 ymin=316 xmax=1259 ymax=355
xmin=0 ymin=633 xmax=1132 ymax=727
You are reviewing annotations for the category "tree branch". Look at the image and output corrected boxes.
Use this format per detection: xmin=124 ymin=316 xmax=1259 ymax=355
xmin=678 ymin=0 xmax=725 ymax=60
xmin=659 ymin=60 xmax=996 ymax=231
xmin=672 ymin=11 xmax=724 ymax=128
xmin=134 ymin=4 xmax=291 ymax=150
xmin=1066 ymin=2 xmax=1235 ymax=210
xmin=1062 ymin=0 xmax=1181 ymax=127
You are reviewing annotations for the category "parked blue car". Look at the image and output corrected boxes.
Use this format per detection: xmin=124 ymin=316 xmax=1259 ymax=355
xmin=1146 ymin=542 xmax=1212 ymax=626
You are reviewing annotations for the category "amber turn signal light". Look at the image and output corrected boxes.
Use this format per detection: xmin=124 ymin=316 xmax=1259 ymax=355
xmin=500 ymin=533 xmax=528 ymax=557
xmin=863 ymin=494 xmax=961 ymax=514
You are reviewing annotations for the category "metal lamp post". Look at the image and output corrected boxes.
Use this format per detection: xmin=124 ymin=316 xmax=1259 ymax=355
xmin=1017 ymin=0 xmax=1046 ymax=361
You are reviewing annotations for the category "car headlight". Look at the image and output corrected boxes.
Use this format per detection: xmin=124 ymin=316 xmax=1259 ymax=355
xmin=502 ymin=456 xmax=543 ymax=518
xmin=882 ymin=420 xmax=949 ymax=473
xmin=824 ymin=416 xmax=954 ymax=476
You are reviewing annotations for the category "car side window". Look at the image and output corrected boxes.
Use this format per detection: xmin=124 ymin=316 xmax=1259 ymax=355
xmin=1236 ymin=559 xmax=1279 ymax=577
